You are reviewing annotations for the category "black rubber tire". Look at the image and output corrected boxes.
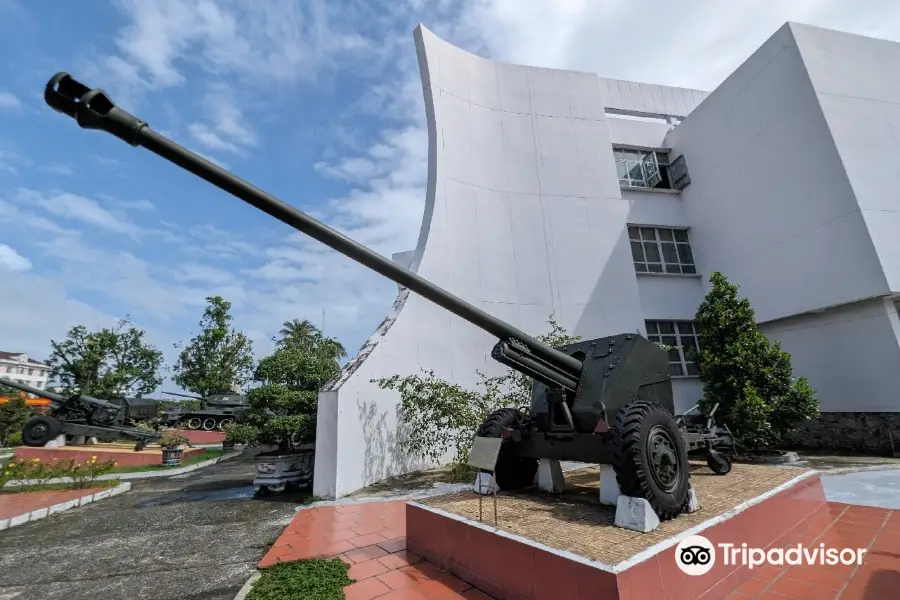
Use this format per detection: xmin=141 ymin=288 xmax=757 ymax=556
xmin=22 ymin=416 xmax=62 ymax=447
xmin=475 ymin=408 xmax=537 ymax=491
xmin=612 ymin=401 xmax=691 ymax=521
xmin=707 ymin=452 xmax=732 ymax=475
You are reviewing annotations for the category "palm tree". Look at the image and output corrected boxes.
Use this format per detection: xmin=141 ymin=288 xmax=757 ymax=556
xmin=277 ymin=319 xmax=318 ymax=352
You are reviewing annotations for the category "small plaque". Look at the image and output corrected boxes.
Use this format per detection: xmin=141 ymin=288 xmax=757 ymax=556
xmin=467 ymin=436 xmax=503 ymax=471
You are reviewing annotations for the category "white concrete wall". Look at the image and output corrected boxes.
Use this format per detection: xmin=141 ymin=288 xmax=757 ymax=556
xmin=762 ymin=297 xmax=900 ymax=412
xmin=664 ymin=22 xmax=889 ymax=325
xmin=791 ymin=23 xmax=900 ymax=294
xmin=314 ymin=25 xmax=649 ymax=499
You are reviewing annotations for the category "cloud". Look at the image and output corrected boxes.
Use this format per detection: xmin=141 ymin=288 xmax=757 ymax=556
xmin=10 ymin=188 xmax=142 ymax=237
xmin=0 ymin=244 xmax=31 ymax=272
xmin=0 ymin=91 xmax=21 ymax=111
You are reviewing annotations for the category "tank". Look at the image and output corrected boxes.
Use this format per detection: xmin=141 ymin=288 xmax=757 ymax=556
xmin=40 ymin=72 xmax=735 ymax=520
xmin=159 ymin=391 xmax=250 ymax=431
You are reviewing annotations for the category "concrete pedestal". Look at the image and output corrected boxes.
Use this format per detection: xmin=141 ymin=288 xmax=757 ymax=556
xmin=537 ymin=458 xmax=565 ymax=494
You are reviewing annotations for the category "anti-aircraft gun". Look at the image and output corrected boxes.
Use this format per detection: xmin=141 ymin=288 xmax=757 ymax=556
xmin=41 ymin=73 xmax=733 ymax=520
xmin=0 ymin=378 xmax=161 ymax=451
xmin=159 ymin=390 xmax=249 ymax=431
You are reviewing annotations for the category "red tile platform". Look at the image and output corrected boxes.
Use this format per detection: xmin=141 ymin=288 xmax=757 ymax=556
xmin=179 ymin=429 xmax=226 ymax=444
xmin=14 ymin=445 xmax=206 ymax=467
xmin=406 ymin=476 xmax=900 ymax=600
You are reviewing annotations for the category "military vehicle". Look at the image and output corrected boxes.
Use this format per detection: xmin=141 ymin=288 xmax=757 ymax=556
xmin=41 ymin=72 xmax=734 ymax=520
xmin=159 ymin=390 xmax=250 ymax=431
xmin=0 ymin=378 xmax=160 ymax=450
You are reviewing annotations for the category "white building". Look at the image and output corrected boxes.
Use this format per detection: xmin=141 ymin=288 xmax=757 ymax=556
xmin=0 ymin=351 xmax=51 ymax=392
xmin=313 ymin=22 xmax=900 ymax=499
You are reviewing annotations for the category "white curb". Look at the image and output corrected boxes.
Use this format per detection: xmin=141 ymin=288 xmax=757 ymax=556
xmin=233 ymin=571 xmax=261 ymax=600
xmin=3 ymin=450 xmax=243 ymax=488
xmin=0 ymin=481 xmax=132 ymax=531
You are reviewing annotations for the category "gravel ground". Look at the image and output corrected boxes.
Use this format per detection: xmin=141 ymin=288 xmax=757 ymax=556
xmin=0 ymin=451 xmax=305 ymax=600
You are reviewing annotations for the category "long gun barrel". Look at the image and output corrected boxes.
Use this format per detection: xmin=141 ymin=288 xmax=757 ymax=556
xmin=0 ymin=377 xmax=65 ymax=407
xmin=162 ymin=391 xmax=204 ymax=400
xmin=42 ymin=73 xmax=584 ymax=389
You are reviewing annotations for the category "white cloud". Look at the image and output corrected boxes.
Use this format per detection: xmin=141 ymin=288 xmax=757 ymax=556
xmin=0 ymin=244 xmax=31 ymax=272
xmin=0 ymin=91 xmax=21 ymax=111
xmin=10 ymin=189 xmax=142 ymax=237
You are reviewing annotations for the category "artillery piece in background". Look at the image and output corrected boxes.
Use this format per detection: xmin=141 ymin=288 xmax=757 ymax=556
xmin=159 ymin=390 xmax=250 ymax=431
xmin=0 ymin=378 xmax=161 ymax=451
xmin=41 ymin=72 xmax=735 ymax=520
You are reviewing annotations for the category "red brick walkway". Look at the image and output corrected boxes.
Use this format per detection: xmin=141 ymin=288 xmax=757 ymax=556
xmin=0 ymin=487 xmax=104 ymax=520
xmin=258 ymin=500 xmax=898 ymax=600
xmin=258 ymin=499 xmax=490 ymax=599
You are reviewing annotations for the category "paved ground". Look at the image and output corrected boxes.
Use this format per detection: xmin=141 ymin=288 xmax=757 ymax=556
xmin=0 ymin=452 xmax=305 ymax=600
xmin=822 ymin=469 xmax=900 ymax=509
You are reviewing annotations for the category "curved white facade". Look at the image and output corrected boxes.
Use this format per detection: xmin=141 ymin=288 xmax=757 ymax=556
xmin=313 ymin=25 xmax=709 ymax=499
xmin=315 ymin=22 xmax=900 ymax=498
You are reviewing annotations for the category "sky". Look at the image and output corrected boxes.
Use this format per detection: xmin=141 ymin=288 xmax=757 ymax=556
xmin=0 ymin=0 xmax=897 ymax=393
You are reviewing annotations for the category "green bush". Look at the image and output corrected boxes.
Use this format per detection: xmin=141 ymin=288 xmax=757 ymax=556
xmin=693 ymin=272 xmax=819 ymax=449
xmin=374 ymin=314 xmax=579 ymax=475
xmin=7 ymin=431 xmax=22 ymax=446
xmin=1 ymin=456 xmax=118 ymax=490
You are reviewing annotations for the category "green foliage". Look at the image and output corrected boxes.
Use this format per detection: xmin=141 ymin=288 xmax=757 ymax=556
xmin=47 ymin=318 xmax=164 ymax=398
xmin=159 ymin=430 xmax=190 ymax=448
xmin=6 ymin=431 xmax=22 ymax=447
xmin=173 ymin=296 xmax=255 ymax=397
xmin=1 ymin=456 xmax=118 ymax=490
xmin=693 ymin=272 xmax=819 ymax=449
xmin=246 ymin=558 xmax=352 ymax=600
xmin=374 ymin=315 xmax=580 ymax=470
xmin=0 ymin=392 xmax=33 ymax=446
xmin=157 ymin=399 xmax=203 ymax=413
xmin=234 ymin=320 xmax=344 ymax=452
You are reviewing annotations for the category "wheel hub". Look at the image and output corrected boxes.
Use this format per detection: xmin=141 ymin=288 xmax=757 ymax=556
xmin=32 ymin=424 xmax=48 ymax=437
xmin=647 ymin=425 xmax=680 ymax=493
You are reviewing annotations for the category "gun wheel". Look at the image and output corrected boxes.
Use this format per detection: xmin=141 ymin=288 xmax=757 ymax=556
xmin=476 ymin=408 xmax=537 ymax=491
xmin=612 ymin=401 xmax=690 ymax=521
xmin=707 ymin=451 xmax=732 ymax=475
xmin=22 ymin=416 xmax=63 ymax=447
xmin=185 ymin=417 xmax=202 ymax=430
xmin=202 ymin=418 xmax=217 ymax=431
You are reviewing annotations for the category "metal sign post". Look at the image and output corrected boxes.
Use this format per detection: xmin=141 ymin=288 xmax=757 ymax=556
xmin=467 ymin=436 xmax=503 ymax=526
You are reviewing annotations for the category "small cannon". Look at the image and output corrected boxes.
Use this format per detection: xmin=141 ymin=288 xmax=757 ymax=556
xmin=0 ymin=378 xmax=160 ymax=450
xmin=40 ymin=73 xmax=733 ymax=519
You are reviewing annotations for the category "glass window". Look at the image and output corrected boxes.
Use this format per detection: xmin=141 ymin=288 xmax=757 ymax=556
xmin=645 ymin=320 xmax=701 ymax=378
xmin=627 ymin=227 xmax=696 ymax=275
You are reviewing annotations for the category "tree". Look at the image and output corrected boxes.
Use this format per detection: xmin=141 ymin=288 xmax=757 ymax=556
xmin=0 ymin=385 xmax=32 ymax=446
xmin=47 ymin=318 xmax=164 ymax=398
xmin=227 ymin=319 xmax=345 ymax=452
xmin=693 ymin=272 xmax=819 ymax=449
xmin=374 ymin=315 xmax=580 ymax=476
xmin=173 ymin=296 xmax=255 ymax=397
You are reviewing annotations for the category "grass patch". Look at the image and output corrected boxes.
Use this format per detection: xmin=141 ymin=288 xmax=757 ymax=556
xmin=109 ymin=449 xmax=231 ymax=473
xmin=246 ymin=559 xmax=352 ymax=600
xmin=1 ymin=479 xmax=120 ymax=494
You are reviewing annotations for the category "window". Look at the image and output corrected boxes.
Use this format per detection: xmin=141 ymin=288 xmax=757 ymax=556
xmin=614 ymin=148 xmax=690 ymax=190
xmin=646 ymin=320 xmax=701 ymax=377
xmin=628 ymin=226 xmax=696 ymax=274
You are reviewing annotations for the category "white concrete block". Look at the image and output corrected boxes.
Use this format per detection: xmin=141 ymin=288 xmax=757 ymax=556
xmin=49 ymin=499 xmax=77 ymax=515
xmin=686 ymin=487 xmax=701 ymax=513
xmin=30 ymin=507 xmax=49 ymax=521
xmin=10 ymin=513 xmax=30 ymax=527
xmin=0 ymin=518 xmax=9 ymax=530
xmin=71 ymin=435 xmax=87 ymax=445
xmin=79 ymin=494 xmax=93 ymax=506
xmin=87 ymin=437 xmax=99 ymax=445
xmin=44 ymin=434 xmax=67 ymax=449
xmin=537 ymin=458 xmax=565 ymax=494
xmin=598 ymin=465 xmax=621 ymax=506
xmin=614 ymin=496 xmax=660 ymax=533
xmin=473 ymin=472 xmax=499 ymax=495
xmin=93 ymin=490 xmax=110 ymax=501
